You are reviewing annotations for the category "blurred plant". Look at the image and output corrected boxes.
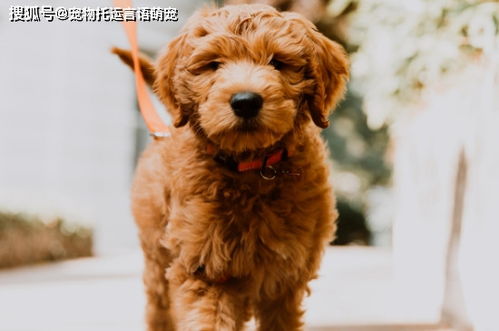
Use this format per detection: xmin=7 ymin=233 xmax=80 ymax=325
xmin=347 ymin=0 xmax=499 ymax=128
xmin=316 ymin=1 xmax=391 ymax=246
xmin=0 ymin=211 xmax=93 ymax=269
xmin=325 ymin=90 xmax=391 ymax=194
xmin=324 ymin=89 xmax=391 ymax=245
xmin=333 ymin=199 xmax=372 ymax=245
xmin=321 ymin=0 xmax=499 ymax=246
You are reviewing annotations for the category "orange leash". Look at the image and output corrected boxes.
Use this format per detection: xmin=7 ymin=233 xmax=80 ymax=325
xmin=114 ymin=0 xmax=170 ymax=138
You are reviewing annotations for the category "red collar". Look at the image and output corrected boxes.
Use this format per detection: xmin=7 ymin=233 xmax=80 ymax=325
xmin=207 ymin=144 xmax=287 ymax=173
xmin=237 ymin=149 xmax=285 ymax=172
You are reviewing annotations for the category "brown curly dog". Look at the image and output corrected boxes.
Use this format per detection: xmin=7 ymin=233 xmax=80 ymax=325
xmin=113 ymin=4 xmax=348 ymax=330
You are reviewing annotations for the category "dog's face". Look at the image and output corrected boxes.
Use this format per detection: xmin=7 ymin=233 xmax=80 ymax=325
xmin=115 ymin=5 xmax=348 ymax=153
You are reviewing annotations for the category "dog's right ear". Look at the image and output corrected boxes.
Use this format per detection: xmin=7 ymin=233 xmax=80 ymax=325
xmin=155 ymin=33 xmax=190 ymax=128
xmin=111 ymin=47 xmax=156 ymax=87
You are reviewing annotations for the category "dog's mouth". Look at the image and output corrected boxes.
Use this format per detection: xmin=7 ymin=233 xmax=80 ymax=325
xmin=197 ymin=98 xmax=297 ymax=153
xmin=206 ymin=122 xmax=286 ymax=153
xmin=236 ymin=119 xmax=260 ymax=132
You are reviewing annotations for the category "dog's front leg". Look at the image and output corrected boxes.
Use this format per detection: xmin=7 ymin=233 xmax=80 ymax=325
xmin=167 ymin=262 xmax=250 ymax=331
xmin=255 ymin=288 xmax=306 ymax=331
xmin=140 ymin=231 xmax=175 ymax=331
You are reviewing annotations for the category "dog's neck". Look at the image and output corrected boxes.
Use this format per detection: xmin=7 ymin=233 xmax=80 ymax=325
xmin=184 ymin=112 xmax=310 ymax=179
xmin=190 ymin=127 xmax=300 ymax=176
xmin=206 ymin=141 xmax=288 ymax=173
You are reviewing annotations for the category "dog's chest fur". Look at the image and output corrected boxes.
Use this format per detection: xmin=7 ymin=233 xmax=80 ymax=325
xmin=159 ymin=130 xmax=334 ymax=290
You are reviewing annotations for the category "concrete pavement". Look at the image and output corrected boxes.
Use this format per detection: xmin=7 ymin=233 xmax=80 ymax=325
xmin=0 ymin=247 xmax=450 ymax=331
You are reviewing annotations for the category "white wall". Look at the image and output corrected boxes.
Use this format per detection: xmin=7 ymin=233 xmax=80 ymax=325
xmin=0 ymin=0 xmax=201 ymax=254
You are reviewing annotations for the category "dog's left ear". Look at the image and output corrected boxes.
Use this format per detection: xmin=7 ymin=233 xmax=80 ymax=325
xmin=286 ymin=13 xmax=349 ymax=128
xmin=308 ymin=34 xmax=349 ymax=128
xmin=111 ymin=47 xmax=156 ymax=86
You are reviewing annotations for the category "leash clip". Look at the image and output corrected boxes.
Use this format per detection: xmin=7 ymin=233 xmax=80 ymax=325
xmin=150 ymin=131 xmax=171 ymax=139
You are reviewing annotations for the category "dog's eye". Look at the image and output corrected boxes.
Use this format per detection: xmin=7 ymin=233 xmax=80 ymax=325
xmin=208 ymin=61 xmax=220 ymax=71
xmin=269 ymin=58 xmax=284 ymax=70
xmin=188 ymin=61 xmax=221 ymax=75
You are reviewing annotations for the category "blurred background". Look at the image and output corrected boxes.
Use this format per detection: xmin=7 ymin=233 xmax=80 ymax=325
xmin=0 ymin=0 xmax=498 ymax=330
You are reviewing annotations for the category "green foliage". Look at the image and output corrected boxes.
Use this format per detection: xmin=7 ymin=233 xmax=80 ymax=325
xmin=316 ymin=0 xmax=393 ymax=226
xmin=323 ymin=88 xmax=391 ymax=209
xmin=348 ymin=0 xmax=499 ymax=128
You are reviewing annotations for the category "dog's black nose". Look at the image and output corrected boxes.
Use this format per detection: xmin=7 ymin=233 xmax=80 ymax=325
xmin=230 ymin=92 xmax=263 ymax=119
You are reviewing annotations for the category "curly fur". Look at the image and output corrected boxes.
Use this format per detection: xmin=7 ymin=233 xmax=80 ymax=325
xmin=113 ymin=4 xmax=348 ymax=330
